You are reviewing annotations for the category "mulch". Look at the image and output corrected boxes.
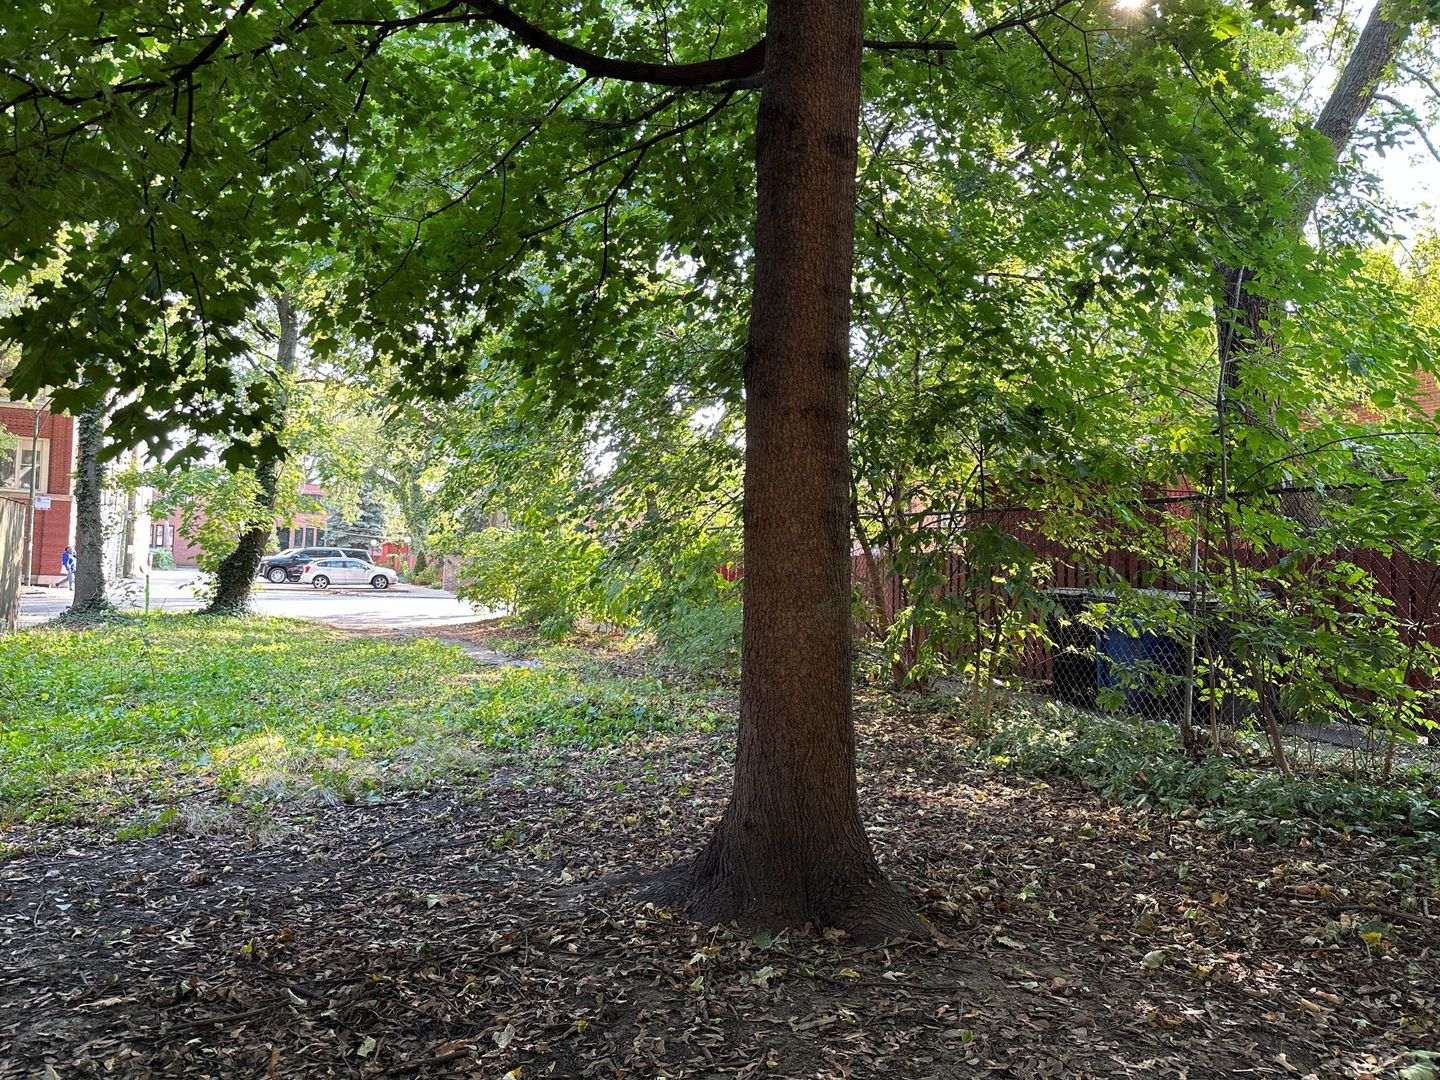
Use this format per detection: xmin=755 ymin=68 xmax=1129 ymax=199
xmin=2 ymin=644 xmax=1436 ymax=1079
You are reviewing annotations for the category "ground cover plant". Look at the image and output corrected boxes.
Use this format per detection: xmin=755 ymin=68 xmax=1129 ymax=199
xmin=2 ymin=617 xmax=1437 ymax=1078
xmin=974 ymin=698 xmax=1440 ymax=854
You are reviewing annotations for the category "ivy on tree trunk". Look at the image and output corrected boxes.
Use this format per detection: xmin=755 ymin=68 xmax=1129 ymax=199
xmin=204 ymin=294 xmax=300 ymax=615
xmin=69 ymin=398 xmax=110 ymax=616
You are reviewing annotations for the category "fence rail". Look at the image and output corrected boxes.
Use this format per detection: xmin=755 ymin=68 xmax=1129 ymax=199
xmin=0 ymin=498 xmax=24 ymax=631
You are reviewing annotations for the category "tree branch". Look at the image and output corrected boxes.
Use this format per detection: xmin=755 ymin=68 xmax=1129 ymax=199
xmin=459 ymin=0 xmax=764 ymax=87
xmin=4 ymin=0 xmax=1086 ymax=130
xmin=1235 ymin=430 xmax=1440 ymax=492
xmin=864 ymin=0 xmax=1083 ymax=52
xmin=1397 ymin=61 xmax=1440 ymax=106
xmin=1372 ymin=92 xmax=1440 ymax=163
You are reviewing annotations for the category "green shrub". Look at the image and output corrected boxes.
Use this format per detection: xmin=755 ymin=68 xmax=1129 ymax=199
xmin=976 ymin=701 xmax=1440 ymax=852
xmin=654 ymin=594 xmax=742 ymax=675
xmin=457 ymin=525 xmax=617 ymax=632
xmin=148 ymin=548 xmax=176 ymax=570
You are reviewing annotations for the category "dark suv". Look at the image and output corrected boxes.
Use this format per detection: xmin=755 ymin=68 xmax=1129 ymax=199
xmin=259 ymin=546 xmax=373 ymax=583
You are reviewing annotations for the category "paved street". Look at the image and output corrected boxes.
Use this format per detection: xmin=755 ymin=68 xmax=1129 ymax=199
xmin=19 ymin=569 xmax=489 ymax=631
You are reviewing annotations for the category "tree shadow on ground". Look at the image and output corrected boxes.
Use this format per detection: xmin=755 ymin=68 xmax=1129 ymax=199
xmin=2 ymin=713 xmax=1435 ymax=1079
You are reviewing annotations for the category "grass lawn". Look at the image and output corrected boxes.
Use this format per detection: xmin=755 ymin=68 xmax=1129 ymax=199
xmin=0 ymin=614 xmax=721 ymax=830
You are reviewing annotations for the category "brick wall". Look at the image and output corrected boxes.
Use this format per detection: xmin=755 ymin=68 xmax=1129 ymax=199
xmin=1352 ymin=370 xmax=1440 ymax=425
xmin=164 ymin=508 xmax=207 ymax=567
xmin=164 ymin=507 xmax=329 ymax=567
xmin=276 ymin=512 xmax=329 ymax=551
xmin=1411 ymin=370 xmax=1440 ymax=418
xmin=0 ymin=403 xmax=75 ymax=583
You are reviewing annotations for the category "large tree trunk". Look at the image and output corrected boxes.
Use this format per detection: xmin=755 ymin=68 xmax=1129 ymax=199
xmin=673 ymin=0 xmax=922 ymax=940
xmin=1217 ymin=1 xmax=1410 ymax=394
xmin=121 ymin=448 xmax=140 ymax=579
xmin=204 ymin=294 xmax=299 ymax=615
xmin=69 ymin=398 xmax=110 ymax=614
xmin=204 ymin=456 xmax=281 ymax=614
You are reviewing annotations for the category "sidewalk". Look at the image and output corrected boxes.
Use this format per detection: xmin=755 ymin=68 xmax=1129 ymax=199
xmin=20 ymin=569 xmax=485 ymax=630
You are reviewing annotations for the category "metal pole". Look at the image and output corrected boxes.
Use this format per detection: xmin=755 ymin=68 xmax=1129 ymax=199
xmin=1182 ymin=514 xmax=1202 ymax=748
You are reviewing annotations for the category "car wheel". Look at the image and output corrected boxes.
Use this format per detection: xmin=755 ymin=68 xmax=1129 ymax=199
xmin=371 ymin=575 xmax=390 ymax=590
xmin=267 ymin=566 xmax=290 ymax=584
xmin=312 ymin=575 xmax=330 ymax=590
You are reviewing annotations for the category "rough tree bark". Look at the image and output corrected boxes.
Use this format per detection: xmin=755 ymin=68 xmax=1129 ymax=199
xmin=204 ymin=294 xmax=299 ymax=615
xmin=204 ymin=455 xmax=281 ymax=615
xmin=672 ymin=0 xmax=924 ymax=940
xmin=69 ymin=397 xmax=110 ymax=614
xmin=121 ymin=448 xmax=140 ymax=579
xmin=1217 ymin=1 xmax=1412 ymax=393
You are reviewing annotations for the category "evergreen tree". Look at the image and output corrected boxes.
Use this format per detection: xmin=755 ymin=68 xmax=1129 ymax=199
xmin=326 ymin=486 xmax=388 ymax=551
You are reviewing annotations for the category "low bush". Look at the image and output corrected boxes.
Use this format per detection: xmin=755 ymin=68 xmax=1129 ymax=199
xmin=652 ymin=594 xmax=742 ymax=676
xmin=457 ymin=526 xmax=615 ymax=634
xmin=976 ymin=699 xmax=1440 ymax=852
xmin=408 ymin=564 xmax=442 ymax=588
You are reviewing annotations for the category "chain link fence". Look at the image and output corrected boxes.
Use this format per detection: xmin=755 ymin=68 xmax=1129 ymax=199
xmin=854 ymin=501 xmax=1440 ymax=757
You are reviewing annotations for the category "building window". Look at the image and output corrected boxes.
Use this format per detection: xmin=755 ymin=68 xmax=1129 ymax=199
xmin=277 ymin=527 xmax=291 ymax=549
xmin=0 ymin=438 xmax=48 ymax=494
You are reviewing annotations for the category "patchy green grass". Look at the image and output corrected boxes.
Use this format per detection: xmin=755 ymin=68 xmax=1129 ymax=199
xmin=0 ymin=614 xmax=721 ymax=827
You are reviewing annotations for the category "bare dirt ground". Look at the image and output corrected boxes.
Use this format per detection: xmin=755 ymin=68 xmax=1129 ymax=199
xmin=2 ymin=641 xmax=1436 ymax=1079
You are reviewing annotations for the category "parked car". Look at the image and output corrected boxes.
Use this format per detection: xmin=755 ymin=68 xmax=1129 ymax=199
xmin=259 ymin=546 xmax=374 ymax=583
xmin=298 ymin=557 xmax=398 ymax=590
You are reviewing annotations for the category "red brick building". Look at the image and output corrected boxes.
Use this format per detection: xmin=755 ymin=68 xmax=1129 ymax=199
xmin=1407 ymin=370 xmax=1440 ymax=418
xmin=158 ymin=481 xmax=331 ymax=567
xmin=274 ymin=483 xmax=332 ymax=550
xmin=0 ymin=398 xmax=75 ymax=585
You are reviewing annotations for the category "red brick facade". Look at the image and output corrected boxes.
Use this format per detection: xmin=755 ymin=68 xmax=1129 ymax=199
xmin=0 ymin=401 xmax=75 ymax=584
xmin=159 ymin=482 xmax=330 ymax=567
xmin=158 ymin=510 xmax=206 ymax=568
xmin=1410 ymin=370 xmax=1440 ymax=419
